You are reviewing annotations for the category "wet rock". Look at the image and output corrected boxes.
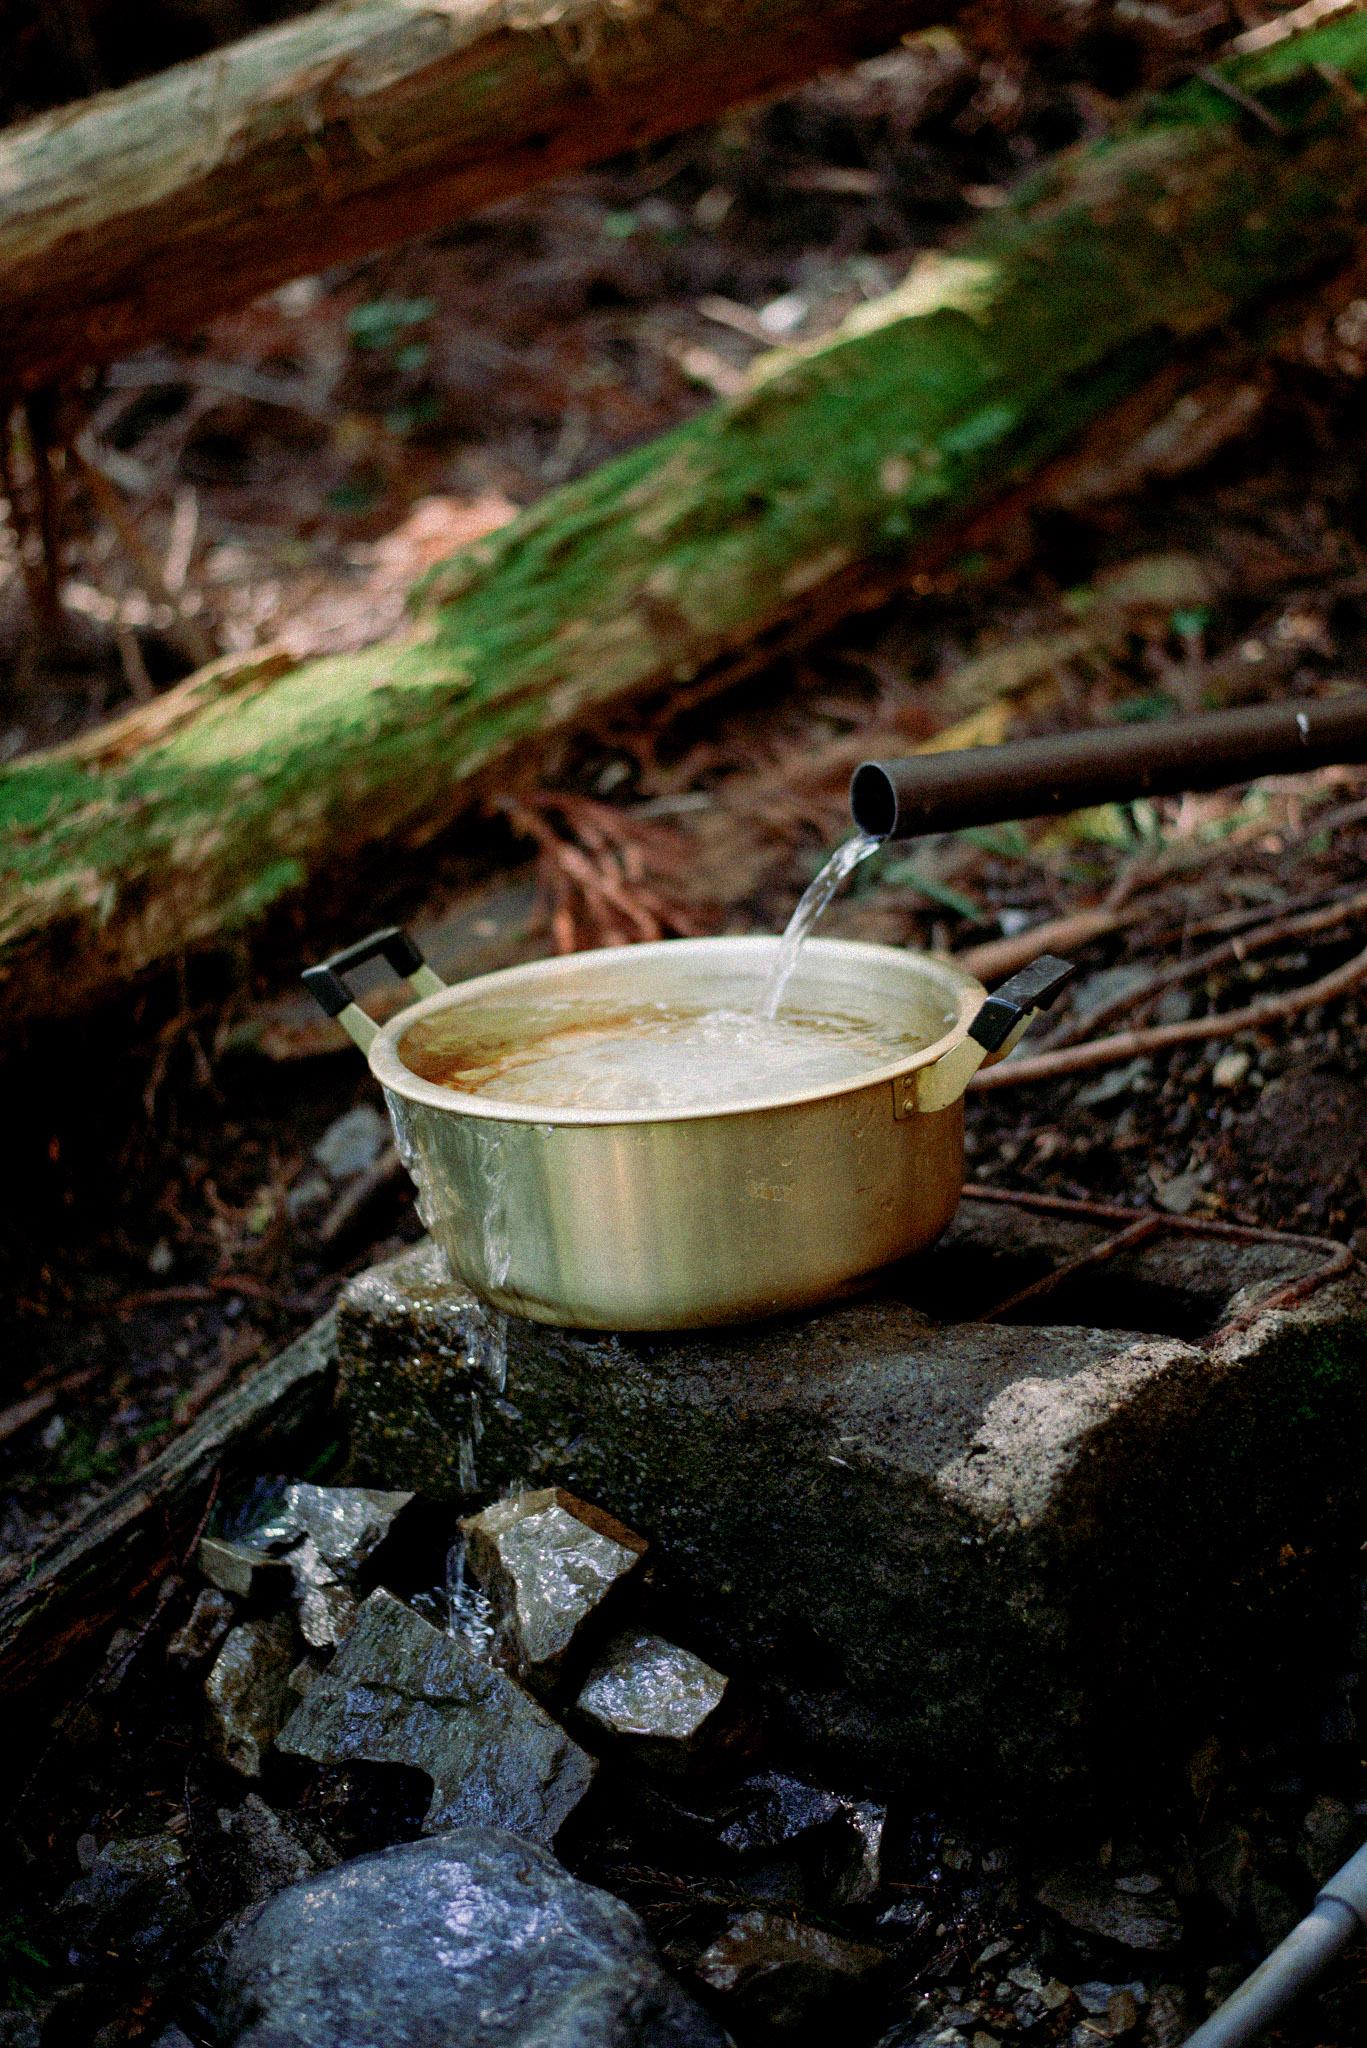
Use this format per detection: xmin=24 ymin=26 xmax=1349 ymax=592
xmin=287 ymin=1535 xmax=359 ymax=1650
xmin=205 ymin=1613 xmax=298 ymax=1777
xmin=1036 ymin=1867 xmax=1182 ymax=1951
xmin=828 ymin=1799 xmax=887 ymax=1906
xmin=1071 ymin=1983 xmax=1141 ymax=2037
xmin=695 ymin=1909 xmax=884 ymax=2036
xmin=314 ymin=1103 xmax=389 ymax=1179
xmin=1249 ymin=1871 xmax=1300 ymax=1949
xmin=277 ymin=1589 xmax=596 ymax=1845
xmin=462 ymin=1487 xmax=646 ymax=1685
xmin=218 ymin=1827 xmax=728 ymax=2047
xmin=198 ymin=1537 xmax=291 ymax=1602
xmin=1301 ymin=1791 xmax=1356 ymax=1885
xmin=339 ymin=1230 xmax=1367 ymax=1809
xmin=276 ymin=1483 xmax=413 ymax=1647
xmin=716 ymin=1773 xmax=843 ymax=1858
xmin=219 ymin=1794 xmax=337 ymax=1905
xmin=575 ymin=1631 xmax=729 ymax=1766
xmin=1200 ymin=1823 xmax=1254 ymax=1920
xmin=1140 ymin=1986 xmax=1190 ymax=2047
xmin=277 ymin=1482 xmax=414 ymax=1573
xmin=167 ymin=1588 xmax=236 ymax=1667
xmin=224 ymin=1482 xmax=414 ymax=1649
xmin=54 ymin=1833 xmax=199 ymax=1973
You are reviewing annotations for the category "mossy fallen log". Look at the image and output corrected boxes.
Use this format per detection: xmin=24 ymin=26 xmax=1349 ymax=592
xmin=3 ymin=11 xmax=1367 ymax=1031
xmin=0 ymin=0 xmax=940 ymax=397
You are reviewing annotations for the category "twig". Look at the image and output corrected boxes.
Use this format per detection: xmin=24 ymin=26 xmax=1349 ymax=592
xmin=972 ymin=937 xmax=1367 ymax=1091
xmin=71 ymin=441 xmax=216 ymax=668
xmin=955 ymin=905 xmax=1141 ymax=984
xmin=1036 ymin=884 xmax=1367 ymax=1051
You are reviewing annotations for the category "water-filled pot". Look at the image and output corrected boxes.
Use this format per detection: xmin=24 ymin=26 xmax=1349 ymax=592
xmin=303 ymin=928 xmax=1072 ymax=1330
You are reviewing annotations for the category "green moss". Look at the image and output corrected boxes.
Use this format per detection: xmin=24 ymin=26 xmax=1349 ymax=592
xmin=3 ymin=14 xmax=1367 ymax=1015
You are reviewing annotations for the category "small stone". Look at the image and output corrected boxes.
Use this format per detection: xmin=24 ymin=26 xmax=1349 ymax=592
xmin=287 ymin=1655 xmax=324 ymax=1699
xmin=1036 ymin=1867 xmax=1181 ymax=1951
xmin=1200 ymin=1824 xmax=1254 ymax=1919
xmin=205 ymin=1613 xmax=297 ymax=1777
xmin=54 ymin=1833 xmax=199 ymax=1973
xmin=1141 ymin=1986 xmax=1189 ymax=2047
xmin=314 ymin=1103 xmax=389 ymax=1179
xmin=718 ymin=1772 xmax=844 ymax=1858
xmin=278 ymin=1482 xmax=414 ymax=1572
xmin=695 ymin=1909 xmax=884 ymax=2034
xmin=1249 ymin=1872 xmax=1300 ymax=1949
xmin=218 ymin=1793 xmax=336 ymax=1905
xmin=462 ymin=1487 xmax=645 ymax=1685
xmin=828 ymin=1799 xmax=887 ymax=1905
xmin=1212 ymin=1049 xmax=1251 ymax=1090
xmin=1040 ymin=1979 xmax=1073 ymax=2010
xmin=167 ymin=1588 xmax=236 ymax=1667
xmin=217 ymin=1828 xmax=726 ymax=2047
xmin=277 ymin=1590 xmax=596 ymax=1845
xmin=287 ymin=1534 xmax=359 ymax=1650
xmin=1302 ymin=1792 xmax=1356 ymax=1885
xmin=198 ymin=1536 xmax=292 ymax=1602
xmin=575 ymin=1631 xmax=729 ymax=1766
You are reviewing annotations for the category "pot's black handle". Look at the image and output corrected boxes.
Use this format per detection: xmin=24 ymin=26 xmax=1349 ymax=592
xmin=969 ymin=953 xmax=1075 ymax=1052
xmin=301 ymin=925 xmax=445 ymax=1049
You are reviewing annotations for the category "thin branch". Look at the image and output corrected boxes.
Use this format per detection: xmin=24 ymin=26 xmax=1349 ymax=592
xmin=1036 ymin=883 xmax=1367 ymax=1051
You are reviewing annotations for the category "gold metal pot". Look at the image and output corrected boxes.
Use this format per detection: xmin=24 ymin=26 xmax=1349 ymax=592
xmin=303 ymin=928 xmax=1071 ymax=1330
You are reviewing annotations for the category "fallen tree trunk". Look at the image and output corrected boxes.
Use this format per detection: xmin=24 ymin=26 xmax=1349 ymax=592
xmin=0 ymin=0 xmax=942 ymax=397
xmin=3 ymin=11 xmax=1367 ymax=1032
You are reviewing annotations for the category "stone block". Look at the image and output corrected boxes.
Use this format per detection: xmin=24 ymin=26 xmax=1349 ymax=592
xmin=336 ymin=1206 xmax=1367 ymax=1812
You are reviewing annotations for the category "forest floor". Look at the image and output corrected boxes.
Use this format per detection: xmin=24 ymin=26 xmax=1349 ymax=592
xmin=4 ymin=15 xmax=1367 ymax=1576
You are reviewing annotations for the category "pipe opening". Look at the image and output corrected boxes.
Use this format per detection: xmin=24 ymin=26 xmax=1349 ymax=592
xmin=850 ymin=761 xmax=899 ymax=839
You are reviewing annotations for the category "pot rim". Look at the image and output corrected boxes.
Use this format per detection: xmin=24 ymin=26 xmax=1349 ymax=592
xmin=366 ymin=934 xmax=985 ymax=1127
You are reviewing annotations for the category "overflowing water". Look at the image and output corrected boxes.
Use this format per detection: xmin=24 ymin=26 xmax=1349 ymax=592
xmin=758 ymin=831 xmax=880 ymax=1019
xmin=403 ymin=999 xmax=922 ymax=1114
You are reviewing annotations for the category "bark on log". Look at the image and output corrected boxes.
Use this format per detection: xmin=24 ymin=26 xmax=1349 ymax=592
xmin=0 ymin=0 xmax=942 ymax=397
xmin=3 ymin=14 xmax=1367 ymax=1031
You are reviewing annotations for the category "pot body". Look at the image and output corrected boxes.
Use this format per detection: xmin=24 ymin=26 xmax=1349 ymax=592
xmin=368 ymin=936 xmax=984 ymax=1330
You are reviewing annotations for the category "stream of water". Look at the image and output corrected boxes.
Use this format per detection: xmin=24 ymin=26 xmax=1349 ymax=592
xmin=758 ymin=830 xmax=879 ymax=1019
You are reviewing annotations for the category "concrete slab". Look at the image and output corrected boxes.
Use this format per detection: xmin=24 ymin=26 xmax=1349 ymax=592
xmin=335 ymin=1204 xmax=1367 ymax=1813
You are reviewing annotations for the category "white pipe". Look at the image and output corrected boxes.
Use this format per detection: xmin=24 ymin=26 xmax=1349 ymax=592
xmin=1183 ymin=1842 xmax=1367 ymax=2048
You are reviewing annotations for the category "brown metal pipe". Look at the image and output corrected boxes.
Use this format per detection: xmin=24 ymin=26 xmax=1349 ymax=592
xmin=851 ymin=693 xmax=1367 ymax=840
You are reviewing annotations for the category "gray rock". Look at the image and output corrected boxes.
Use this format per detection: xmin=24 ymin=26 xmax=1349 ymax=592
xmin=314 ymin=1103 xmax=389 ymax=1179
xmin=219 ymin=1794 xmax=337 ymax=1905
xmin=695 ymin=1909 xmax=884 ymax=2034
xmin=205 ymin=1613 xmax=298 ymax=1777
xmin=576 ymin=1632 xmax=729 ymax=1765
xmin=1200 ymin=1823 xmax=1254 ymax=1920
xmin=223 ymin=1483 xmax=413 ymax=1649
xmin=1141 ymin=1986 xmax=1190 ymax=2047
xmin=167 ymin=1587 xmax=236 ymax=1667
xmin=337 ymin=1223 xmax=1367 ymax=1808
xmin=1036 ymin=1867 xmax=1182 ymax=1951
xmin=1301 ymin=1792 xmax=1356 ymax=1885
xmin=716 ymin=1774 xmax=844 ymax=1859
xmin=828 ymin=1799 xmax=887 ymax=1906
xmin=54 ymin=1833 xmax=199 ymax=1973
xmin=198 ymin=1537 xmax=291 ymax=1602
xmin=463 ymin=1488 xmax=645 ymax=1684
xmin=286 ymin=1535 xmax=359 ymax=1651
xmin=217 ymin=1827 xmax=729 ymax=2047
xmin=277 ymin=1589 xmax=596 ymax=1845
xmin=278 ymin=1483 xmax=414 ymax=1573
